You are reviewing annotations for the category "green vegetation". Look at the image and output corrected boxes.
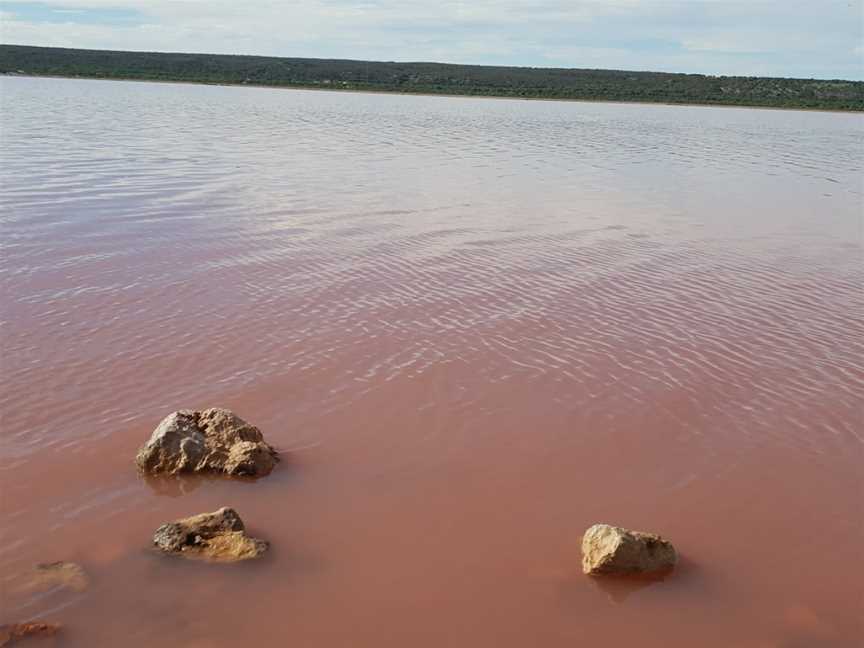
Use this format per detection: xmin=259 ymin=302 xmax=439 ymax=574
xmin=2 ymin=44 xmax=862 ymax=111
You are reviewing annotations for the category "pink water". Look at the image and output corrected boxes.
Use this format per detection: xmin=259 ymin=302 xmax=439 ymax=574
xmin=1 ymin=77 xmax=862 ymax=647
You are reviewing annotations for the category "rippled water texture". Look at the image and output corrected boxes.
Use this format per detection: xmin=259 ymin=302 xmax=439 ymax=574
xmin=1 ymin=77 xmax=863 ymax=647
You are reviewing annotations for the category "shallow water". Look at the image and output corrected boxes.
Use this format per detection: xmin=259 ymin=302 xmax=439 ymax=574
xmin=0 ymin=76 xmax=862 ymax=647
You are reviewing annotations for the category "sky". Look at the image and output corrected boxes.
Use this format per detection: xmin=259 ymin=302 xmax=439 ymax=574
xmin=1 ymin=1 xmax=862 ymax=80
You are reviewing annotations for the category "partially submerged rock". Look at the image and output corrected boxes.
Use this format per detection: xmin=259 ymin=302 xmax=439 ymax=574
xmin=153 ymin=507 xmax=268 ymax=562
xmin=135 ymin=408 xmax=278 ymax=477
xmin=28 ymin=561 xmax=88 ymax=593
xmin=582 ymin=523 xmax=677 ymax=575
xmin=0 ymin=622 xmax=60 ymax=646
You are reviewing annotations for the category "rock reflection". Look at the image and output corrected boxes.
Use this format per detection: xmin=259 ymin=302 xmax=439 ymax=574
xmin=589 ymin=570 xmax=672 ymax=604
xmin=141 ymin=473 xmax=205 ymax=498
xmin=588 ymin=554 xmax=697 ymax=603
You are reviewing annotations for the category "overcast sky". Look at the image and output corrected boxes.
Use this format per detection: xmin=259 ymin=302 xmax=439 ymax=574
xmin=1 ymin=1 xmax=862 ymax=80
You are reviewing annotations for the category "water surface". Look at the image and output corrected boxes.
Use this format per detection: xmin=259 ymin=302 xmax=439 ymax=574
xmin=1 ymin=77 xmax=862 ymax=647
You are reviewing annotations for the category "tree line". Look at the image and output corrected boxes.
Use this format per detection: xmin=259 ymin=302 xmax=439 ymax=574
xmin=2 ymin=45 xmax=862 ymax=111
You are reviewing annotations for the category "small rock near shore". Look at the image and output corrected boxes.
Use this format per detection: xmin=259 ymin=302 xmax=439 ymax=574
xmin=135 ymin=408 xmax=278 ymax=477
xmin=0 ymin=622 xmax=60 ymax=647
xmin=153 ymin=507 xmax=268 ymax=562
xmin=582 ymin=523 xmax=677 ymax=575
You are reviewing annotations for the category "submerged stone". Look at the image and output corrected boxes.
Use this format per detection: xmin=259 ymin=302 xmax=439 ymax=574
xmin=581 ymin=523 xmax=677 ymax=575
xmin=153 ymin=507 xmax=268 ymax=562
xmin=0 ymin=622 xmax=60 ymax=646
xmin=28 ymin=561 xmax=89 ymax=593
xmin=135 ymin=408 xmax=278 ymax=477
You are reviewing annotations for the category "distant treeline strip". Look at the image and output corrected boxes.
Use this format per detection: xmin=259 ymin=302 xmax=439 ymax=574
xmin=2 ymin=44 xmax=863 ymax=111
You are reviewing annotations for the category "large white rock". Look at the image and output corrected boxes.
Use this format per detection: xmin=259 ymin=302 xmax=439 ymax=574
xmin=581 ymin=523 xmax=677 ymax=575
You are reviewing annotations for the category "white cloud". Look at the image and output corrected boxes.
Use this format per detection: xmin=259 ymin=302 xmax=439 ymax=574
xmin=1 ymin=0 xmax=862 ymax=79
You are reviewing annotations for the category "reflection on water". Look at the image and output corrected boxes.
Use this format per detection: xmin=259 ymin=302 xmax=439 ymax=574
xmin=0 ymin=77 xmax=862 ymax=647
xmin=141 ymin=474 xmax=206 ymax=498
xmin=589 ymin=569 xmax=677 ymax=604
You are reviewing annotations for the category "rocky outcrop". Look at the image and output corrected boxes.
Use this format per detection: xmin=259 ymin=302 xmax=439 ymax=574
xmin=135 ymin=408 xmax=278 ymax=477
xmin=581 ymin=523 xmax=677 ymax=575
xmin=153 ymin=507 xmax=268 ymax=562
xmin=29 ymin=562 xmax=88 ymax=593
xmin=0 ymin=622 xmax=60 ymax=646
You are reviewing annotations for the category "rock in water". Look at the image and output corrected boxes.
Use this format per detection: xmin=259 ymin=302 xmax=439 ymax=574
xmin=153 ymin=507 xmax=268 ymax=562
xmin=29 ymin=561 xmax=89 ymax=593
xmin=135 ymin=408 xmax=278 ymax=477
xmin=581 ymin=523 xmax=677 ymax=575
xmin=0 ymin=622 xmax=60 ymax=646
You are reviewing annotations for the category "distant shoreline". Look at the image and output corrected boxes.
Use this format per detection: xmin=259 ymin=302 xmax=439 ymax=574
xmin=4 ymin=72 xmax=863 ymax=115
xmin=3 ymin=44 xmax=862 ymax=113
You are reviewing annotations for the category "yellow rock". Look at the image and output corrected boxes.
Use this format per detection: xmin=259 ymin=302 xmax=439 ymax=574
xmin=153 ymin=507 xmax=268 ymax=562
xmin=582 ymin=523 xmax=676 ymax=575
